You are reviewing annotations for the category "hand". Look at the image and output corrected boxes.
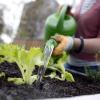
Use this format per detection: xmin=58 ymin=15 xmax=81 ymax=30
xmin=52 ymin=35 xmax=74 ymax=56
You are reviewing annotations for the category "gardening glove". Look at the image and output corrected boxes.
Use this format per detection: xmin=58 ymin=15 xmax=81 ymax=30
xmin=52 ymin=35 xmax=74 ymax=56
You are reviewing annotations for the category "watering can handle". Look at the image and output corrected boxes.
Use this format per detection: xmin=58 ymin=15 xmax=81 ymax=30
xmin=57 ymin=5 xmax=68 ymax=32
xmin=57 ymin=5 xmax=71 ymax=32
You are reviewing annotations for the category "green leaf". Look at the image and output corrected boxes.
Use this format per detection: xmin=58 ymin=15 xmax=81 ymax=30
xmin=45 ymin=72 xmax=56 ymax=79
xmin=8 ymin=78 xmax=25 ymax=85
xmin=64 ymin=72 xmax=75 ymax=82
xmin=29 ymin=75 xmax=38 ymax=85
xmin=0 ymin=72 xmax=5 ymax=77
xmin=15 ymin=47 xmax=43 ymax=84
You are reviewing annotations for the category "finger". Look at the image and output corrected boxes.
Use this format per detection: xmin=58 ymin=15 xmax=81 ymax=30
xmin=53 ymin=48 xmax=63 ymax=56
xmin=52 ymin=37 xmax=67 ymax=55
xmin=53 ymin=42 xmax=65 ymax=55
xmin=51 ymin=33 xmax=59 ymax=38
xmin=52 ymin=35 xmax=64 ymax=42
xmin=56 ymin=36 xmax=68 ymax=48
xmin=55 ymin=41 xmax=65 ymax=51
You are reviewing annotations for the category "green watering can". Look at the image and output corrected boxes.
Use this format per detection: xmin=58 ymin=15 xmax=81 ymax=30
xmin=44 ymin=5 xmax=77 ymax=41
xmin=36 ymin=5 xmax=77 ymax=83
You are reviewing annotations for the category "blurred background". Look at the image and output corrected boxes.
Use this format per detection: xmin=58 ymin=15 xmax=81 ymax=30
xmin=0 ymin=0 xmax=80 ymax=48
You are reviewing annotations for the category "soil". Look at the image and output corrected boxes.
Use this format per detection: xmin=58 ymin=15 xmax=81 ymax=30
xmin=0 ymin=61 xmax=100 ymax=100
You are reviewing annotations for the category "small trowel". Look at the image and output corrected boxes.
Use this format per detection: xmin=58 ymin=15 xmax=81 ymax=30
xmin=36 ymin=39 xmax=57 ymax=86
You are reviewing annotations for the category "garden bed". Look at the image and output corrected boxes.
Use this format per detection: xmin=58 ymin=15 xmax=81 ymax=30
xmin=0 ymin=61 xmax=100 ymax=100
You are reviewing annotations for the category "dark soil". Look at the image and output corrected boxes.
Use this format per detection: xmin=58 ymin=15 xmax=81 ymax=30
xmin=0 ymin=61 xmax=100 ymax=100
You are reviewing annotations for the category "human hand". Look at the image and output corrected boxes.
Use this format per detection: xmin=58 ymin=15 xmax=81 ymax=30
xmin=52 ymin=35 xmax=74 ymax=56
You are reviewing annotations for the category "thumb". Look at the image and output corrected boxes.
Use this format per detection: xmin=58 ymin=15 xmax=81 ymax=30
xmin=51 ymin=35 xmax=64 ymax=42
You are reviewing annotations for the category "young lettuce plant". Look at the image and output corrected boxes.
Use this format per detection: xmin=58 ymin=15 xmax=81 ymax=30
xmin=0 ymin=44 xmax=44 ymax=85
xmin=8 ymin=47 xmax=44 ymax=85
xmin=45 ymin=52 xmax=75 ymax=82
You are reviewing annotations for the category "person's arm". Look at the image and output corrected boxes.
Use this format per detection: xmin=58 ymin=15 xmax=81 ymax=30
xmin=74 ymin=38 xmax=100 ymax=54
xmin=52 ymin=35 xmax=100 ymax=56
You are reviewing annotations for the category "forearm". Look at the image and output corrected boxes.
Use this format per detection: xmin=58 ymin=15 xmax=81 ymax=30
xmin=73 ymin=38 xmax=100 ymax=54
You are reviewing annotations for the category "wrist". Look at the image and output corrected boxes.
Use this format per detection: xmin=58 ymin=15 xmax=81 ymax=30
xmin=64 ymin=36 xmax=74 ymax=51
xmin=73 ymin=38 xmax=81 ymax=50
xmin=73 ymin=37 xmax=84 ymax=53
